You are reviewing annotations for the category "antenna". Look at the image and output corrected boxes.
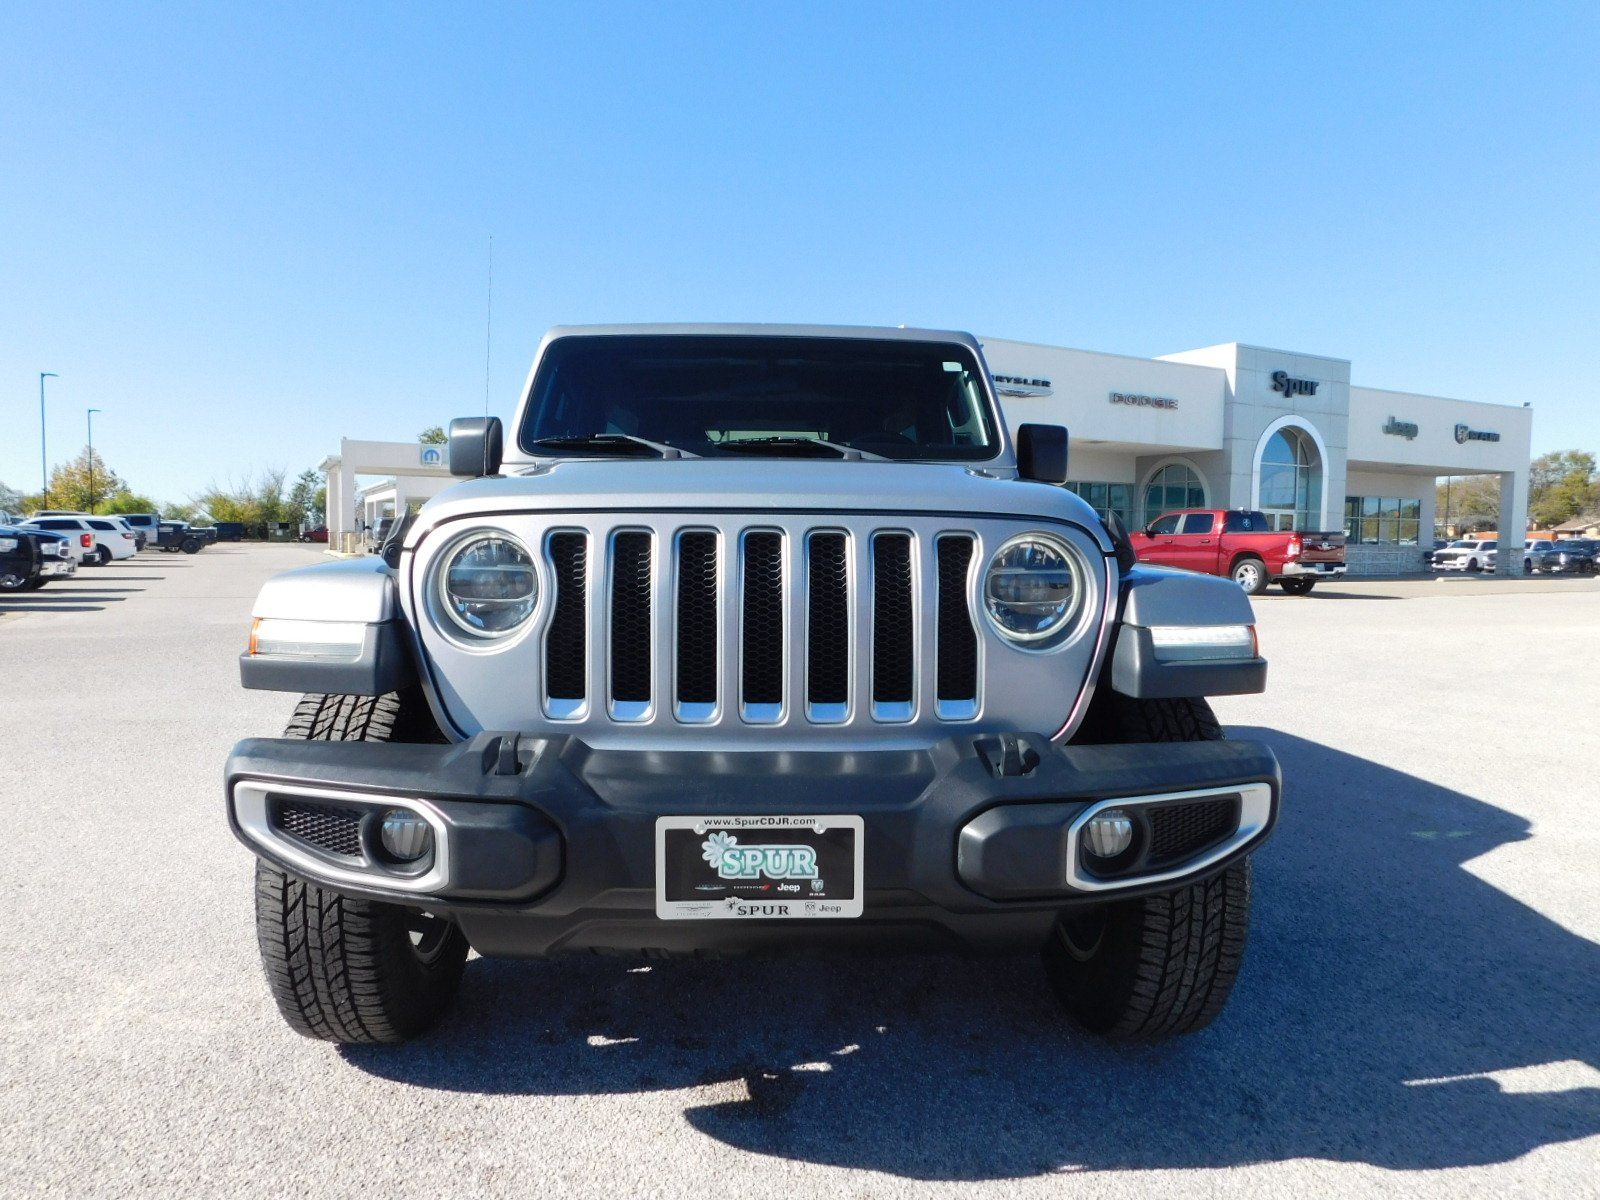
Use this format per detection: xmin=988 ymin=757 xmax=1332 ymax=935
xmin=484 ymin=235 xmax=494 ymax=415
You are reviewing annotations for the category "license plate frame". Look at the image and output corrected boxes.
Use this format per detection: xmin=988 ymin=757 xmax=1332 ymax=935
xmin=654 ymin=814 xmax=864 ymax=920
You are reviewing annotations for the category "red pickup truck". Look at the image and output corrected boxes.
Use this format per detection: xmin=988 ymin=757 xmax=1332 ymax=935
xmin=1132 ymin=508 xmax=1347 ymax=594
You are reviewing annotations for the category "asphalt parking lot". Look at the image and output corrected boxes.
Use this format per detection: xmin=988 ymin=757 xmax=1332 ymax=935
xmin=2 ymin=545 xmax=1596 ymax=1199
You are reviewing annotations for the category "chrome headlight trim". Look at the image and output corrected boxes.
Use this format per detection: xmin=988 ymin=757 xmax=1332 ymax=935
xmin=432 ymin=530 xmax=539 ymax=643
xmin=981 ymin=531 xmax=1085 ymax=646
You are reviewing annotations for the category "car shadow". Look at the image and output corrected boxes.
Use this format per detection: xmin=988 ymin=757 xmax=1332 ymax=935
xmin=342 ymin=730 xmax=1599 ymax=1178
xmin=0 ymin=603 xmax=113 ymax=613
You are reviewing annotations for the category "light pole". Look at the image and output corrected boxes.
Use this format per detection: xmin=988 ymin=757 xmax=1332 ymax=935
xmin=87 ymin=408 xmax=103 ymax=513
xmin=39 ymin=372 xmax=59 ymax=499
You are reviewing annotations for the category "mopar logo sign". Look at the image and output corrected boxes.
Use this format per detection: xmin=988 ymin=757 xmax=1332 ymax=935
xmin=992 ymin=374 xmax=1053 ymax=398
xmin=420 ymin=445 xmax=443 ymax=466
xmin=1270 ymin=370 xmax=1320 ymax=399
xmin=1455 ymin=423 xmax=1501 ymax=444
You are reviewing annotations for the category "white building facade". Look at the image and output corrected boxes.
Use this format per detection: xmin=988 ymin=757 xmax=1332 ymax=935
xmin=980 ymin=338 xmax=1533 ymax=575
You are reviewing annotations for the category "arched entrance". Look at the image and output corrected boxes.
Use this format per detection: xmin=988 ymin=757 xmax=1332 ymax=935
xmin=1253 ymin=422 xmax=1325 ymax=531
xmin=1141 ymin=460 xmax=1207 ymax=524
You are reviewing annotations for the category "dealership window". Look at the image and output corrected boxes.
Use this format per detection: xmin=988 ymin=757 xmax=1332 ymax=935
xmin=1258 ymin=427 xmax=1321 ymax=531
xmin=1141 ymin=463 xmax=1205 ymax=523
xmin=1344 ymin=496 xmax=1421 ymax=545
xmin=1065 ymin=481 xmax=1133 ymax=527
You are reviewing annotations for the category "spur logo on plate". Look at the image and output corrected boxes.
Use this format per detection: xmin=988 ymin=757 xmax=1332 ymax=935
xmin=702 ymin=831 xmax=818 ymax=881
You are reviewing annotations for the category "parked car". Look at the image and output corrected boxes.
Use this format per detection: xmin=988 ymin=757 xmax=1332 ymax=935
xmin=1432 ymin=539 xmax=1497 ymax=572
xmin=117 ymin=513 xmax=161 ymax=547
xmin=23 ymin=516 xmax=133 ymax=565
xmin=0 ymin=525 xmax=41 ymax=592
xmin=1132 ymin=508 xmax=1347 ymax=595
xmin=230 ymin=323 xmax=1283 ymax=1047
xmin=156 ymin=521 xmax=206 ymax=554
xmin=5 ymin=526 xmax=79 ymax=589
xmin=1536 ymin=539 xmax=1598 ymax=575
xmin=298 ymin=525 xmax=329 ymax=544
xmin=191 ymin=524 xmax=220 ymax=545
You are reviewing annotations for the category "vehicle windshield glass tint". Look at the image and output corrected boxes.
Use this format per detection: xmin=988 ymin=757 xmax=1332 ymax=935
xmin=519 ymin=335 xmax=997 ymax=461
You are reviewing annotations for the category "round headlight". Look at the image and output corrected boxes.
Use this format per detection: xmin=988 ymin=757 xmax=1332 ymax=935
xmin=437 ymin=533 xmax=537 ymax=639
xmin=983 ymin=534 xmax=1081 ymax=643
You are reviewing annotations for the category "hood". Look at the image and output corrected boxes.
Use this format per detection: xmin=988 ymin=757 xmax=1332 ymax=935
xmin=408 ymin=459 xmax=1113 ymax=552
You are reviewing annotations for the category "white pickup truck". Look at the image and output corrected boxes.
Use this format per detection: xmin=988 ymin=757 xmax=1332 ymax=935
xmin=1431 ymin=539 xmax=1497 ymax=572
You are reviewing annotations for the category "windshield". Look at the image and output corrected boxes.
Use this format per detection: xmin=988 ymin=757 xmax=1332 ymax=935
xmin=518 ymin=335 xmax=998 ymax=461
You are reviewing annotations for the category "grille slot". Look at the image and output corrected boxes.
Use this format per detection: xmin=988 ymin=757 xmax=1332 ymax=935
xmin=807 ymin=532 xmax=850 ymax=717
xmin=274 ymin=800 xmax=362 ymax=858
xmin=741 ymin=531 xmax=785 ymax=716
xmin=545 ymin=532 xmax=588 ymax=708
xmin=872 ymin=533 xmax=914 ymax=712
xmin=1147 ymin=798 xmax=1241 ymax=869
xmin=675 ymin=531 xmax=719 ymax=713
xmin=936 ymin=535 xmax=978 ymax=708
xmin=609 ymin=531 xmax=653 ymax=712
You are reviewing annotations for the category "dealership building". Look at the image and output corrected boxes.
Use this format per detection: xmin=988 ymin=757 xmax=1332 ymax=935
xmin=980 ymin=337 xmax=1533 ymax=575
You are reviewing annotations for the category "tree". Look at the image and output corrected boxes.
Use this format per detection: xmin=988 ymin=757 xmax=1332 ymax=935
xmin=190 ymin=469 xmax=289 ymax=536
xmin=419 ymin=426 xmax=447 ymax=445
xmin=0 ymin=479 xmax=23 ymax=513
xmin=1435 ymin=476 xmax=1500 ymax=535
xmin=100 ymin=492 xmax=162 ymax=516
xmin=1528 ymin=450 xmax=1597 ymax=527
xmin=29 ymin=447 xmax=128 ymax=513
xmin=286 ymin=468 xmax=326 ymax=528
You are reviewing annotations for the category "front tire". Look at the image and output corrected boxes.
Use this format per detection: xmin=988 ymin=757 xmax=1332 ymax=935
xmin=1045 ymin=696 xmax=1253 ymax=1040
xmin=253 ymin=692 xmax=466 ymax=1044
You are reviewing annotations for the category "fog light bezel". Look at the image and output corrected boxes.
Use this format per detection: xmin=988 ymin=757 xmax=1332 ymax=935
xmin=376 ymin=807 xmax=435 ymax=866
xmin=232 ymin=780 xmax=452 ymax=894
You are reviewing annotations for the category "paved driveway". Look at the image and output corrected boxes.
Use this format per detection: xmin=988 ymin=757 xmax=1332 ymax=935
xmin=2 ymin=547 xmax=1596 ymax=1198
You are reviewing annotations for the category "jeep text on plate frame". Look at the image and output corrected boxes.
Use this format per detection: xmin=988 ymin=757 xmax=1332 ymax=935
xmin=654 ymin=814 xmax=865 ymax=920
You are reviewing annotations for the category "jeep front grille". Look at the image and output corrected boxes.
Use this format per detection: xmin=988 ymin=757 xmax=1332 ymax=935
xmin=532 ymin=523 xmax=979 ymax=728
xmin=414 ymin=512 xmax=1110 ymax=747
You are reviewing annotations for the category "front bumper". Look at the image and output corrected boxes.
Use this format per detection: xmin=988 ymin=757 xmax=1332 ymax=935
xmin=1279 ymin=560 xmax=1346 ymax=577
xmin=226 ymin=732 xmax=1281 ymax=956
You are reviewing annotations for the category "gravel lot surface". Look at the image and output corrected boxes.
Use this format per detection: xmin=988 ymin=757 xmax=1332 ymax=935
xmin=2 ymin=545 xmax=1596 ymax=1199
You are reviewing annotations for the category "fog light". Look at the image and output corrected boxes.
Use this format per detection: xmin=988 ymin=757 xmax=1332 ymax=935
xmin=1083 ymin=809 xmax=1134 ymax=859
xmin=379 ymin=809 xmax=433 ymax=862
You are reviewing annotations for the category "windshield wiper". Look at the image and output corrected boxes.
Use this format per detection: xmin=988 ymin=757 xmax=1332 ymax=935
xmin=712 ymin=436 xmax=886 ymax=461
xmin=525 ymin=434 xmax=697 ymax=460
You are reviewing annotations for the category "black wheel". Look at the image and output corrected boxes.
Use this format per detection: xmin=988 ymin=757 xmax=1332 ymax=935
xmin=1467 ymin=557 xmax=1482 ymax=573
xmin=1279 ymin=578 xmax=1315 ymax=595
xmin=1045 ymin=695 xmax=1253 ymax=1040
xmin=1230 ymin=556 xmax=1269 ymax=595
xmin=254 ymin=692 xmax=466 ymax=1045
xmin=88 ymin=546 xmax=111 ymax=565
xmin=181 ymin=537 xmax=201 ymax=554
xmin=0 ymin=572 xmax=31 ymax=592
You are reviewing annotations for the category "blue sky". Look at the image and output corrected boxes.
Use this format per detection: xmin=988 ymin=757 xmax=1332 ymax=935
xmin=3 ymin=2 xmax=1597 ymax=504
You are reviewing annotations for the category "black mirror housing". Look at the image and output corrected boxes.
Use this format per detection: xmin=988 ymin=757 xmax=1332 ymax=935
xmin=1016 ymin=423 xmax=1069 ymax=484
xmin=449 ymin=416 xmax=504 ymax=478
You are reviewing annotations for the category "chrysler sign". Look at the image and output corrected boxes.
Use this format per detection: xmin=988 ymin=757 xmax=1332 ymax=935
xmin=992 ymin=374 xmax=1053 ymax=398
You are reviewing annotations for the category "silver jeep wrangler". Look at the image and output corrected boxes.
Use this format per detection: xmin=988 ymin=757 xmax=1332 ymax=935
xmin=228 ymin=325 xmax=1279 ymax=1045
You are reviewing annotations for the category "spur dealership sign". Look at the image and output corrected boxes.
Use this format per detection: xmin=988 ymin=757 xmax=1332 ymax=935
xmin=1270 ymin=370 xmax=1320 ymax=398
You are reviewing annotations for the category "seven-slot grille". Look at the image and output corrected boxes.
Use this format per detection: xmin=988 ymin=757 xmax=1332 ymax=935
xmin=538 ymin=526 xmax=982 ymax=725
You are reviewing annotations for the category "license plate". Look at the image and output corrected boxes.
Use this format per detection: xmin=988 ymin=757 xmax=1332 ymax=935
xmin=654 ymin=814 xmax=864 ymax=920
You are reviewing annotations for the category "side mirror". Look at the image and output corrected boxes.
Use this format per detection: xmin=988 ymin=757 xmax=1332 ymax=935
xmin=1016 ymin=423 xmax=1069 ymax=484
xmin=449 ymin=416 xmax=503 ymax=478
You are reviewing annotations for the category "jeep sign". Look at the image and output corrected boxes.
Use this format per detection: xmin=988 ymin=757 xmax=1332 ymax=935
xmin=1383 ymin=417 xmax=1419 ymax=440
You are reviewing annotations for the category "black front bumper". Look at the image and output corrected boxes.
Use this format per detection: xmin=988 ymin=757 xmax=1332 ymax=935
xmin=226 ymin=733 xmax=1280 ymax=956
